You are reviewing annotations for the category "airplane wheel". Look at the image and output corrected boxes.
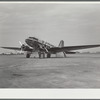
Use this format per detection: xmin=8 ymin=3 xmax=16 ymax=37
xmin=38 ymin=52 xmax=45 ymax=58
xmin=38 ymin=53 xmax=41 ymax=58
xmin=26 ymin=53 xmax=30 ymax=58
xmin=47 ymin=53 xmax=51 ymax=58
xmin=43 ymin=53 xmax=45 ymax=58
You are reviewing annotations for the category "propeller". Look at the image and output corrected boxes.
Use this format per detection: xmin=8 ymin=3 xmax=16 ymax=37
xmin=19 ymin=41 xmax=32 ymax=52
xmin=19 ymin=41 xmax=23 ymax=46
xmin=19 ymin=41 xmax=25 ymax=53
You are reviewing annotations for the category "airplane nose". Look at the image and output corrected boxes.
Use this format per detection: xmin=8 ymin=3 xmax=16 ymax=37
xmin=25 ymin=39 xmax=34 ymax=47
xmin=25 ymin=39 xmax=29 ymax=43
xmin=25 ymin=39 xmax=31 ymax=44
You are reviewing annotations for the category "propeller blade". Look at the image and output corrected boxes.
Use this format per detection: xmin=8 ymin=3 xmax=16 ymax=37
xmin=19 ymin=41 xmax=23 ymax=46
xmin=19 ymin=41 xmax=23 ymax=52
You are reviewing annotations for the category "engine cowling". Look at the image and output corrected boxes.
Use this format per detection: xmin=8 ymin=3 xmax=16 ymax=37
xmin=21 ymin=44 xmax=32 ymax=51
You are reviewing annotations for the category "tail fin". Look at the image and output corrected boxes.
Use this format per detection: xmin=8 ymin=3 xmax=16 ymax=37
xmin=58 ymin=40 xmax=64 ymax=47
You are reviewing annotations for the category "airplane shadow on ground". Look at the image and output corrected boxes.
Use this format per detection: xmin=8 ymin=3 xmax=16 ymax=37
xmin=27 ymin=56 xmax=100 ymax=59
xmin=13 ymin=54 xmax=100 ymax=59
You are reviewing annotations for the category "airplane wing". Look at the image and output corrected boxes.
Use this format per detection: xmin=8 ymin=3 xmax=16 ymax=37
xmin=49 ymin=44 xmax=100 ymax=53
xmin=1 ymin=47 xmax=21 ymax=50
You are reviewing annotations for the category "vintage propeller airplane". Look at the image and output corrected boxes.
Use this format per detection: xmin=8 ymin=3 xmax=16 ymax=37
xmin=1 ymin=37 xmax=100 ymax=58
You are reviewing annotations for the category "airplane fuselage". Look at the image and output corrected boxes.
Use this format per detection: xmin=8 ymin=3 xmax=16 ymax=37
xmin=25 ymin=37 xmax=55 ymax=53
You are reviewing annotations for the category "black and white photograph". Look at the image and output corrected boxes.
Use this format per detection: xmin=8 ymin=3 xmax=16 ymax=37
xmin=1 ymin=2 xmax=100 ymax=89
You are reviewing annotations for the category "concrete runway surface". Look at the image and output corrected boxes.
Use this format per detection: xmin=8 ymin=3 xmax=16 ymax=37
xmin=0 ymin=54 xmax=100 ymax=88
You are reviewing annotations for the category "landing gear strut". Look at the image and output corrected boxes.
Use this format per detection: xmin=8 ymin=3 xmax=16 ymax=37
xmin=63 ymin=52 xmax=67 ymax=57
xmin=38 ymin=52 xmax=45 ymax=58
xmin=47 ymin=53 xmax=51 ymax=58
xmin=26 ymin=53 xmax=30 ymax=58
xmin=26 ymin=51 xmax=31 ymax=58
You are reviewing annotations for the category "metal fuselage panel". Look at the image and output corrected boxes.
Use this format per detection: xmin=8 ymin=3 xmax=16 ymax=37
xmin=25 ymin=37 xmax=55 ymax=53
xmin=25 ymin=39 xmax=39 ymax=52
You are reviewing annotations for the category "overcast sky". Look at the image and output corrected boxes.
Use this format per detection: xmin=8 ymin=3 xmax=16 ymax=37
xmin=1 ymin=2 xmax=100 ymax=53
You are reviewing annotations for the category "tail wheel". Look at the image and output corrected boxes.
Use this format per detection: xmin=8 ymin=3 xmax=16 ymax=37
xmin=47 ymin=53 xmax=51 ymax=58
xmin=26 ymin=53 xmax=31 ymax=58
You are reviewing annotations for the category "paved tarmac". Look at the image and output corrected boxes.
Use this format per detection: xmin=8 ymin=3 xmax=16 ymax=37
xmin=0 ymin=54 xmax=100 ymax=88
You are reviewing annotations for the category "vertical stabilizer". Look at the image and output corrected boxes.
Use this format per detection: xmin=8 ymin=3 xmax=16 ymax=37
xmin=58 ymin=40 xmax=64 ymax=47
xmin=58 ymin=40 xmax=66 ymax=57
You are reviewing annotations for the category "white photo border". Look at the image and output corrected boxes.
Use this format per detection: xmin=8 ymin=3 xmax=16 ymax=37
xmin=0 ymin=1 xmax=100 ymax=99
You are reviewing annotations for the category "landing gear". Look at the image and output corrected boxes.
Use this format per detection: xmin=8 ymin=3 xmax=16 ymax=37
xmin=63 ymin=52 xmax=67 ymax=58
xmin=26 ymin=53 xmax=30 ymax=58
xmin=26 ymin=51 xmax=31 ymax=58
xmin=38 ymin=52 xmax=51 ymax=58
xmin=38 ymin=52 xmax=45 ymax=58
xmin=38 ymin=52 xmax=41 ymax=58
xmin=43 ymin=53 xmax=45 ymax=58
xmin=47 ymin=53 xmax=51 ymax=58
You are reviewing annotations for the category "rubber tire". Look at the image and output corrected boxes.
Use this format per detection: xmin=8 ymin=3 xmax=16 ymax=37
xmin=47 ymin=53 xmax=51 ymax=58
xmin=26 ymin=53 xmax=30 ymax=58
xmin=39 ymin=53 xmax=41 ymax=58
xmin=43 ymin=53 xmax=45 ymax=58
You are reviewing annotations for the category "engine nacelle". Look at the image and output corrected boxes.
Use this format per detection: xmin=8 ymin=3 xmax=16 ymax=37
xmin=21 ymin=44 xmax=32 ymax=51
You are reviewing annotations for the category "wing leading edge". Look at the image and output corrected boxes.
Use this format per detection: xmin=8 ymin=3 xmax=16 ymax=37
xmin=49 ymin=44 xmax=100 ymax=53
xmin=1 ymin=44 xmax=100 ymax=53
xmin=1 ymin=47 xmax=21 ymax=50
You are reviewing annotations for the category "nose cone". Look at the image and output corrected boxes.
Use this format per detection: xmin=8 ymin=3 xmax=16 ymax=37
xmin=25 ymin=38 xmax=33 ymax=47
